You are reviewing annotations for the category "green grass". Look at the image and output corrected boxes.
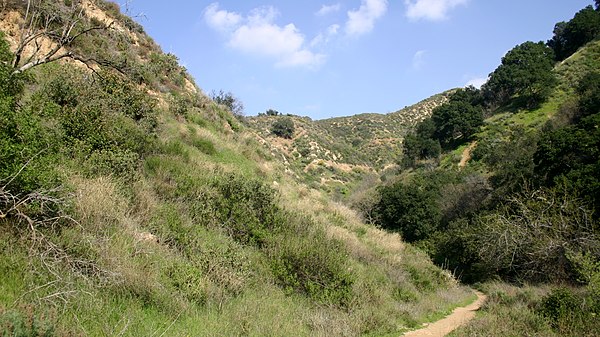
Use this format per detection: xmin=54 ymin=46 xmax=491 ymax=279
xmin=0 ymin=4 xmax=478 ymax=336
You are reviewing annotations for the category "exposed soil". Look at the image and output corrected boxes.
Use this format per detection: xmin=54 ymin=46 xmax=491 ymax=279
xmin=402 ymin=290 xmax=487 ymax=337
xmin=458 ymin=141 xmax=478 ymax=168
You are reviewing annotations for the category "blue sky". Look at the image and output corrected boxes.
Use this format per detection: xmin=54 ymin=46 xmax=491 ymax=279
xmin=129 ymin=0 xmax=593 ymax=119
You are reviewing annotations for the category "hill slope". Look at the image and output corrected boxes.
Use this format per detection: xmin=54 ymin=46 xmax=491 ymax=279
xmin=0 ymin=1 xmax=472 ymax=336
xmin=246 ymin=91 xmax=452 ymax=197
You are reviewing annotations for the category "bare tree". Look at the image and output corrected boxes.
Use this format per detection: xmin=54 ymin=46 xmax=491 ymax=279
xmin=10 ymin=0 xmax=114 ymax=74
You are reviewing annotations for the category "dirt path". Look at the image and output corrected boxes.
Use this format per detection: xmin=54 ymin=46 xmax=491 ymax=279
xmin=458 ymin=141 xmax=477 ymax=168
xmin=402 ymin=291 xmax=487 ymax=337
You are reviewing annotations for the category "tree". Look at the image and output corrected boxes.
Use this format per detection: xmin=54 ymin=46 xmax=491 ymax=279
xmin=483 ymin=41 xmax=557 ymax=109
xmin=548 ymin=6 xmax=600 ymax=61
xmin=210 ymin=90 xmax=244 ymax=116
xmin=10 ymin=0 xmax=115 ymax=74
xmin=577 ymin=71 xmax=600 ymax=118
xmin=534 ymin=113 xmax=600 ymax=216
xmin=271 ymin=117 xmax=295 ymax=139
xmin=265 ymin=109 xmax=279 ymax=116
xmin=431 ymin=101 xmax=483 ymax=149
xmin=374 ymin=181 xmax=441 ymax=242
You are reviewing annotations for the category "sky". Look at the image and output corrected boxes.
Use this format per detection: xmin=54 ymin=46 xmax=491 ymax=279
xmin=127 ymin=0 xmax=593 ymax=119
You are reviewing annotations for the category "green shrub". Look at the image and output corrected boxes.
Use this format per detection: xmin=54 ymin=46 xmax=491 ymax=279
xmin=167 ymin=262 xmax=207 ymax=306
xmin=0 ymin=308 xmax=55 ymax=337
xmin=269 ymin=225 xmax=354 ymax=306
xmin=374 ymin=181 xmax=441 ymax=242
xmin=537 ymin=287 xmax=600 ymax=335
xmin=271 ymin=117 xmax=295 ymax=139
xmin=206 ymin=173 xmax=281 ymax=246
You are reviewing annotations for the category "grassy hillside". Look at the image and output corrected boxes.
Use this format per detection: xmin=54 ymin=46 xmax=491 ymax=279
xmin=245 ymin=91 xmax=452 ymax=198
xmin=0 ymin=1 xmax=473 ymax=336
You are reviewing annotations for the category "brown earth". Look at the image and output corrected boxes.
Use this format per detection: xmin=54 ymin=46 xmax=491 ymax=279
xmin=402 ymin=291 xmax=487 ymax=337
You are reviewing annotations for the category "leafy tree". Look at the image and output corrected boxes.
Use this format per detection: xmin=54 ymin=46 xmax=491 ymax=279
xmin=548 ymin=6 xmax=600 ymax=61
xmin=473 ymin=126 xmax=538 ymax=201
xmin=374 ymin=181 xmax=441 ymax=242
xmin=534 ymin=113 xmax=600 ymax=216
xmin=431 ymin=101 xmax=483 ymax=149
xmin=401 ymin=119 xmax=441 ymax=167
xmin=265 ymin=109 xmax=279 ymax=116
xmin=271 ymin=117 xmax=295 ymax=139
xmin=210 ymin=90 xmax=244 ymax=116
xmin=577 ymin=71 xmax=600 ymax=118
xmin=482 ymin=41 xmax=557 ymax=109
xmin=547 ymin=21 xmax=569 ymax=60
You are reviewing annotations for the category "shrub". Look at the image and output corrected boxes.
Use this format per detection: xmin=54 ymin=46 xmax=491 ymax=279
xmin=374 ymin=180 xmax=441 ymax=242
xmin=269 ymin=225 xmax=354 ymax=306
xmin=537 ymin=287 xmax=599 ymax=334
xmin=473 ymin=187 xmax=599 ymax=282
xmin=0 ymin=308 xmax=55 ymax=337
xmin=210 ymin=90 xmax=244 ymax=116
xmin=271 ymin=117 xmax=295 ymax=139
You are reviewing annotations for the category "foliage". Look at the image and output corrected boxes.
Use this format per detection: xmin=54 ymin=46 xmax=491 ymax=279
xmin=0 ymin=308 xmax=55 ymax=337
xmin=374 ymin=180 xmax=441 ymax=242
xmin=576 ymin=71 xmax=600 ymax=118
xmin=548 ymin=6 xmax=600 ymax=61
xmin=0 ymin=36 xmax=57 ymax=194
xmin=210 ymin=90 xmax=244 ymax=116
xmin=269 ymin=223 xmax=355 ymax=306
xmin=537 ymin=287 xmax=599 ymax=335
xmin=431 ymin=101 xmax=483 ymax=149
xmin=473 ymin=126 xmax=538 ymax=201
xmin=472 ymin=187 xmax=599 ymax=282
xmin=271 ymin=117 xmax=295 ymax=139
xmin=534 ymin=113 xmax=600 ymax=216
xmin=403 ymin=88 xmax=483 ymax=165
xmin=483 ymin=41 xmax=557 ymax=109
xmin=265 ymin=109 xmax=279 ymax=116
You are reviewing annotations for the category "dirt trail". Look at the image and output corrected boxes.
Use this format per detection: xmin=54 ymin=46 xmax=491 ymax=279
xmin=458 ymin=141 xmax=477 ymax=168
xmin=402 ymin=291 xmax=487 ymax=337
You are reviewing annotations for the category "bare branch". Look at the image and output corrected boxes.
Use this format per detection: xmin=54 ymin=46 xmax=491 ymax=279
xmin=11 ymin=0 xmax=116 ymax=75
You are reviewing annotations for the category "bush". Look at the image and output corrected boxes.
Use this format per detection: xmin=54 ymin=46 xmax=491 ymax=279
xmin=374 ymin=181 xmax=441 ymax=242
xmin=210 ymin=90 xmax=244 ymax=116
xmin=0 ymin=308 xmax=55 ymax=337
xmin=271 ymin=117 xmax=295 ymax=139
xmin=269 ymin=224 xmax=354 ymax=306
xmin=473 ymin=187 xmax=599 ymax=282
xmin=537 ymin=287 xmax=600 ymax=334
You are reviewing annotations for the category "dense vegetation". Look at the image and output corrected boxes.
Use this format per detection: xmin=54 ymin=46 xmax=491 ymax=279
xmin=0 ymin=1 xmax=474 ymax=336
xmin=358 ymin=3 xmax=600 ymax=335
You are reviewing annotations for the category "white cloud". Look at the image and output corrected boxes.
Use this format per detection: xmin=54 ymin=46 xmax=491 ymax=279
xmin=405 ymin=0 xmax=468 ymax=21
xmin=316 ymin=3 xmax=342 ymax=16
xmin=204 ymin=3 xmax=325 ymax=69
xmin=465 ymin=76 xmax=487 ymax=89
xmin=345 ymin=0 xmax=388 ymax=36
xmin=204 ymin=3 xmax=242 ymax=32
xmin=310 ymin=24 xmax=340 ymax=47
xmin=412 ymin=50 xmax=427 ymax=70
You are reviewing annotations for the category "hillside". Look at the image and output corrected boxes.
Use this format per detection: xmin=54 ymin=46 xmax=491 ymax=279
xmin=246 ymin=91 xmax=452 ymax=197
xmin=0 ymin=1 xmax=474 ymax=336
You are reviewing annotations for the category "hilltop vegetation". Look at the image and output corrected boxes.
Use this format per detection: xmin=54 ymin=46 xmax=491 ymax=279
xmin=0 ymin=1 xmax=474 ymax=336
